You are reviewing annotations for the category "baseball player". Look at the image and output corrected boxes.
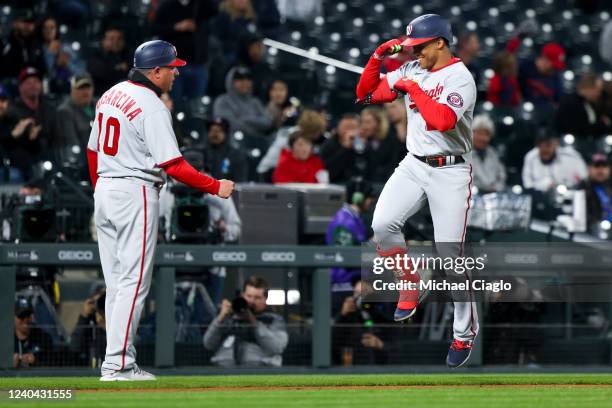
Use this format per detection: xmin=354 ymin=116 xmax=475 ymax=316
xmin=356 ymin=14 xmax=479 ymax=368
xmin=86 ymin=40 xmax=234 ymax=381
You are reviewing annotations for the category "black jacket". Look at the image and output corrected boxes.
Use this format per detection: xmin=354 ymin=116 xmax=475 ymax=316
xmin=153 ymin=0 xmax=218 ymax=64
xmin=87 ymin=48 xmax=131 ymax=96
xmin=202 ymin=141 xmax=248 ymax=182
xmin=320 ymin=137 xmax=356 ymax=184
xmin=555 ymin=93 xmax=612 ymax=137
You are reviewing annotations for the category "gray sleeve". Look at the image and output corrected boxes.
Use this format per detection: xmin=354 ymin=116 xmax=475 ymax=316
xmin=257 ymin=129 xmax=290 ymax=173
xmin=600 ymin=21 xmax=612 ymax=65
xmin=241 ymin=100 xmax=273 ymax=133
xmin=254 ymin=314 xmax=289 ymax=355
xmin=220 ymin=197 xmax=241 ymax=242
xmin=213 ymin=96 xmax=241 ymax=127
xmin=203 ymin=317 xmax=229 ymax=351
xmin=493 ymin=151 xmax=507 ymax=191
xmin=522 ymin=153 xmax=535 ymax=189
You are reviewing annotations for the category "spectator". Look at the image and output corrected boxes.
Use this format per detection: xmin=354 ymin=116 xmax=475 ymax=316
xmin=87 ymin=26 xmax=131 ymax=96
xmin=0 ymin=9 xmax=45 ymax=81
xmin=203 ymin=276 xmax=288 ymax=367
xmin=556 ymin=72 xmax=612 ymax=138
xmin=212 ymin=66 xmax=273 ymax=139
xmin=153 ymin=0 xmax=218 ymax=102
xmin=320 ymin=113 xmax=360 ymax=183
xmin=471 ymin=114 xmax=506 ymax=193
xmin=517 ymin=43 xmax=565 ymax=106
xmin=210 ymin=0 xmax=258 ymax=64
xmin=276 ymin=0 xmax=322 ymax=23
xmin=12 ymin=67 xmax=57 ymax=163
xmin=55 ymin=73 xmax=96 ymax=165
xmin=266 ymin=79 xmax=292 ymax=129
xmin=202 ymin=117 xmax=249 ymax=182
xmin=332 ymin=279 xmax=391 ymax=365
xmin=0 ymin=85 xmax=40 ymax=182
xmin=14 ymin=297 xmax=54 ymax=368
xmin=580 ymin=153 xmax=612 ymax=230
xmin=456 ymin=31 xmax=481 ymax=84
xmin=37 ymin=15 xmax=85 ymax=95
xmin=487 ymin=51 xmax=522 ymax=107
xmin=327 ymin=177 xmax=374 ymax=300
xmin=522 ymin=131 xmax=588 ymax=192
xmin=272 ymin=130 xmax=327 ymax=184
xmin=384 ymin=99 xmax=407 ymax=145
xmin=359 ymin=106 xmax=402 ymax=182
xmin=257 ymin=108 xmax=326 ymax=178
xmin=70 ymin=289 xmax=106 ymax=367
xmin=250 ymin=0 xmax=280 ymax=37
xmin=238 ymin=32 xmax=271 ymax=95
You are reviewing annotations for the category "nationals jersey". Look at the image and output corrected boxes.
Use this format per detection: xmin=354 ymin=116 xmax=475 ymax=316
xmin=87 ymin=80 xmax=182 ymax=184
xmin=386 ymin=58 xmax=477 ymax=157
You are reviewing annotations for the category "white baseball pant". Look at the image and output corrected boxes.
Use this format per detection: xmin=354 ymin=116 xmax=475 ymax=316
xmin=372 ymin=153 xmax=479 ymax=341
xmin=94 ymin=177 xmax=160 ymax=375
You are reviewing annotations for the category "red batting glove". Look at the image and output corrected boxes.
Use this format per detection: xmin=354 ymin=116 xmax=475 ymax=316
xmin=373 ymin=39 xmax=404 ymax=60
xmin=393 ymin=77 xmax=419 ymax=94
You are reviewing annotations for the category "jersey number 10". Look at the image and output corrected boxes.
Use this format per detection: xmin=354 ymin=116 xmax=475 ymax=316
xmin=97 ymin=113 xmax=120 ymax=156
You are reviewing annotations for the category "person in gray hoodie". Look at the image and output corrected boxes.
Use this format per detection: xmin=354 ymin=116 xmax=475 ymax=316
xmin=212 ymin=66 xmax=273 ymax=140
xmin=203 ymin=276 xmax=288 ymax=367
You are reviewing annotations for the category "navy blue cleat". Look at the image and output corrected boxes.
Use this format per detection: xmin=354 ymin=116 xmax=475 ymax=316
xmin=393 ymin=306 xmax=417 ymax=322
xmin=446 ymin=339 xmax=473 ymax=368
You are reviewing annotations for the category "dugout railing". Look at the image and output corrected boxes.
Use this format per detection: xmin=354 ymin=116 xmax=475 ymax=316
xmin=0 ymin=244 xmax=366 ymax=370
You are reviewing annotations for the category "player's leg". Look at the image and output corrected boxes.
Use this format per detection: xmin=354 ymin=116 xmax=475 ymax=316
xmin=372 ymin=155 xmax=427 ymax=320
xmin=93 ymin=182 xmax=121 ymax=355
xmin=101 ymin=183 xmax=159 ymax=376
xmin=426 ymin=163 xmax=479 ymax=367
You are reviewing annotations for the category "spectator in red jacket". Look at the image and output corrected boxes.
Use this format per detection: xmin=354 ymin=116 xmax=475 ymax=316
xmin=487 ymin=51 xmax=522 ymax=107
xmin=272 ymin=131 xmax=327 ymax=184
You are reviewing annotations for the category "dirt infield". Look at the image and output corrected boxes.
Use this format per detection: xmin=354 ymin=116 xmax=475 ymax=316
xmin=78 ymin=384 xmax=612 ymax=393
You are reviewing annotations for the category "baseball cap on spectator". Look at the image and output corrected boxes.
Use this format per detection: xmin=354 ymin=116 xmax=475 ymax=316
xmin=0 ymin=85 xmax=9 ymax=100
xmin=19 ymin=67 xmax=43 ymax=84
xmin=70 ymin=73 xmax=93 ymax=89
xmin=233 ymin=66 xmax=253 ymax=81
xmin=14 ymin=8 xmax=35 ymax=22
xmin=534 ymin=128 xmax=558 ymax=145
xmin=15 ymin=297 xmax=34 ymax=318
xmin=541 ymin=43 xmax=566 ymax=71
xmin=589 ymin=153 xmax=609 ymax=166
xmin=207 ymin=117 xmax=230 ymax=133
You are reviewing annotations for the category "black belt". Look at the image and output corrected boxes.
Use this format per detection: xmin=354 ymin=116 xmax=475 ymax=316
xmin=413 ymin=154 xmax=465 ymax=168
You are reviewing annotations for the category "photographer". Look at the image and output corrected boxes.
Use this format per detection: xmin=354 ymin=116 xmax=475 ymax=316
xmin=14 ymin=297 xmax=54 ymax=368
xmin=70 ymin=288 xmax=106 ymax=367
xmin=203 ymin=276 xmax=288 ymax=367
xmin=332 ymin=278 xmax=391 ymax=365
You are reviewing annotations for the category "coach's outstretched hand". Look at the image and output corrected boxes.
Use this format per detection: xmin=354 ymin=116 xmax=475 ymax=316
xmin=217 ymin=179 xmax=235 ymax=198
xmin=374 ymin=38 xmax=403 ymax=60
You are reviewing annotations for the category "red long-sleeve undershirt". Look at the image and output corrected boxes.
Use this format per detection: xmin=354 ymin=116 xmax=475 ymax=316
xmin=355 ymin=56 xmax=398 ymax=104
xmin=398 ymin=81 xmax=458 ymax=132
xmin=87 ymin=148 xmax=99 ymax=189
xmin=86 ymin=150 xmax=220 ymax=195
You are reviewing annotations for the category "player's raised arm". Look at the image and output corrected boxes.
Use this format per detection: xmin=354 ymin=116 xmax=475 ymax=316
xmin=355 ymin=39 xmax=404 ymax=105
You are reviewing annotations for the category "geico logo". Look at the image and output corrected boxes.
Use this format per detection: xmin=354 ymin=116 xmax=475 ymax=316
xmin=261 ymin=252 xmax=296 ymax=262
xmin=212 ymin=252 xmax=247 ymax=262
xmin=504 ymin=254 xmax=538 ymax=264
xmin=58 ymin=250 xmax=94 ymax=261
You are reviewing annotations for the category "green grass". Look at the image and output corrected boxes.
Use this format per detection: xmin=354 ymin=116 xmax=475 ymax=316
xmin=0 ymin=374 xmax=610 ymax=408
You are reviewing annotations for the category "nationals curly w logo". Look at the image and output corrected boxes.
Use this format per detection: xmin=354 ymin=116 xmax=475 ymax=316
xmin=446 ymin=92 xmax=464 ymax=108
xmin=406 ymin=25 xmax=413 ymax=36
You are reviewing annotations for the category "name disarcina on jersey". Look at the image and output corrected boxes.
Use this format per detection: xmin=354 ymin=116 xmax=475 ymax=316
xmin=96 ymin=89 xmax=143 ymax=121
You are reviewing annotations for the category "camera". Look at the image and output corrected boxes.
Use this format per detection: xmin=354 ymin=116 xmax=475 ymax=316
xmin=231 ymin=296 xmax=250 ymax=316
